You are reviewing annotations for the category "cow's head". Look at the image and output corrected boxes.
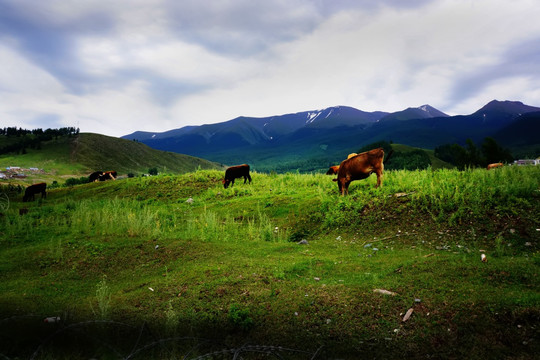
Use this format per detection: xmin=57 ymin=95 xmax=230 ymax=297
xmin=223 ymin=179 xmax=231 ymax=189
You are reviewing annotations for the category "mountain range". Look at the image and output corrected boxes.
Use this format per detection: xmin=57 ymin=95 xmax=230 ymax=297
xmin=122 ymin=100 xmax=540 ymax=172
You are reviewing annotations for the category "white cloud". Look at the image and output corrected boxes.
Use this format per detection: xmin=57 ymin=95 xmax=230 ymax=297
xmin=0 ymin=43 xmax=64 ymax=95
xmin=63 ymin=80 xmax=173 ymax=135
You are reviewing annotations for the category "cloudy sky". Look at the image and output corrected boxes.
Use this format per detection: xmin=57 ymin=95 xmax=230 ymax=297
xmin=1 ymin=0 xmax=539 ymax=137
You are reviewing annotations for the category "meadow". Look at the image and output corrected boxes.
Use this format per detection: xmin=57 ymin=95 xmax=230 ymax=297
xmin=0 ymin=166 xmax=539 ymax=359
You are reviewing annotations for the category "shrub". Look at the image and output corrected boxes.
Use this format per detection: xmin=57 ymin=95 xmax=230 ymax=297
xmin=228 ymin=303 xmax=254 ymax=331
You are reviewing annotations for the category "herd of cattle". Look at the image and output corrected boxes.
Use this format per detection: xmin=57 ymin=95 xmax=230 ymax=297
xmin=21 ymin=170 xmax=117 ymax=202
xmin=18 ymin=148 xmax=509 ymax=202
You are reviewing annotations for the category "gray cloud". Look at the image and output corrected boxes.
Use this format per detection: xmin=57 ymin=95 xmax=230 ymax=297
xmin=448 ymin=37 xmax=540 ymax=107
xmin=0 ymin=0 xmax=539 ymax=136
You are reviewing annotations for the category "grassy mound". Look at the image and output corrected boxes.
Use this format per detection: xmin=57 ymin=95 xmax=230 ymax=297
xmin=1 ymin=166 xmax=538 ymax=359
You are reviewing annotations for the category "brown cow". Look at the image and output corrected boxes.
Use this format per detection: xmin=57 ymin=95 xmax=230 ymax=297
xmin=333 ymin=148 xmax=390 ymax=195
xmin=223 ymin=164 xmax=252 ymax=189
xmin=326 ymin=153 xmax=358 ymax=175
xmin=487 ymin=163 xmax=503 ymax=170
xmin=23 ymin=182 xmax=47 ymax=202
xmin=326 ymin=165 xmax=340 ymax=175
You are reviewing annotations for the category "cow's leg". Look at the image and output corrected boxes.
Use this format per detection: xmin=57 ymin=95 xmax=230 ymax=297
xmin=375 ymin=169 xmax=383 ymax=188
xmin=344 ymin=181 xmax=350 ymax=195
xmin=247 ymin=173 xmax=252 ymax=184
xmin=42 ymin=190 xmax=46 ymax=199
xmin=231 ymin=179 xmax=235 ymax=187
xmin=339 ymin=179 xmax=349 ymax=196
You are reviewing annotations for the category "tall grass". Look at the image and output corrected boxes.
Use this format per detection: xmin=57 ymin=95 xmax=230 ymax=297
xmin=182 ymin=205 xmax=288 ymax=243
xmin=319 ymin=166 xmax=539 ymax=228
xmin=2 ymin=166 xmax=538 ymax=244
xmin=69 ymin=198 xmax=163 ymax=238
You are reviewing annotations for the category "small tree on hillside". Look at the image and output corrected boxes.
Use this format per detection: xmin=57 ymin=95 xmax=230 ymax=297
xmin=481 ymin=137 xmax=513 ymax=165
xmin=148 ymin=167 xmax=158 ymax=176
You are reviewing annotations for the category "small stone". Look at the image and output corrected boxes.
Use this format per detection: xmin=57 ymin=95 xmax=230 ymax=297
xmin=374 ymin=289 xmax=397 ymax=296
xmin=402 ymin=308 xmax=414 ymax=322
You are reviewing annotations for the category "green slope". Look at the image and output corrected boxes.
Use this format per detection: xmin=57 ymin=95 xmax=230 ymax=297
xmin=390 ymin=143 xmax=453 ymax=169
xmin=71 ymin=133 xmax=224 ymax=174
xmin=0 ymin=133 xmax=224 ymax=183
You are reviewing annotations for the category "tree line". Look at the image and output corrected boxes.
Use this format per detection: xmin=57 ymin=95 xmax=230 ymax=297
xmin=0 ymin=127 xmax=79 ymax=155
xmin=358 ymin=138 xmax=513 ymax=171
xmin=434 ymin=137 xmax=513 ymax=170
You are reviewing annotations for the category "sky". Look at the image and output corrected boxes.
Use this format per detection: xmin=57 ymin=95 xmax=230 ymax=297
xmin=1 ymin=0 xmax=540 ymax=137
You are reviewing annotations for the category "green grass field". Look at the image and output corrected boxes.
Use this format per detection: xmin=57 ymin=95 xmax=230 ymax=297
xmin=1 ymin=166 xmax=539 ymax=359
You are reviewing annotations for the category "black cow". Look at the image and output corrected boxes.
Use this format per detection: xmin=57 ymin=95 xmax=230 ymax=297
xmin=98 ymin=171 xmax=117 ymax=181
xmin=89 ymin=171 xmax=117 ymax=182
xmin=23 ymin=182 xmax=47 ymax=202
xmin=223 ymin=164 xmax=252 ymax=189
xmin=89 ymin=171 xmax=103 ymax=182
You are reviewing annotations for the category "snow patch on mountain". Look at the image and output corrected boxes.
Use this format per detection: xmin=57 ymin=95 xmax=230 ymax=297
xmin=306 ymin=111 xmax=322 ymax=124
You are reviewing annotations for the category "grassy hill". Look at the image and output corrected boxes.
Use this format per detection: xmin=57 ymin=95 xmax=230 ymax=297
xmin=0 ymin=133 xmax=224 ymax=184
xmin=1 ymin=166 xmax=538 ymax=359
xmin=389 ymin=143 xmax=453 ymax=169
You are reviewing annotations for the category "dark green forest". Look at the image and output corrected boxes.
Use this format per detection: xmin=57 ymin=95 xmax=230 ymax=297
xmin=0 ymin=127 xmax=79 ymax=155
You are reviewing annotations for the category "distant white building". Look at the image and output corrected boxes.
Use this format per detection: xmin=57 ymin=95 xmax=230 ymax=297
xmin=513 ymin=159 xmax=540 ymax=166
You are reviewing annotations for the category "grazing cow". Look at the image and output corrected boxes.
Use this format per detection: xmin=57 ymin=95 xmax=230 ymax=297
xmin=487 ymin=163 xmax=504 ymax=170
xmin=98 ymin=171 xmax=117 ymax=181
xmin=326 ymin=153 xmax=358 ymax=175
xmin=326 ymin=165 xmax=340 ymax=175
xmin=89 ymin=171 xmax=103 ymax=182
xmin=223 ymin=164 xmax=252 ymax=189
xmin=23 ymin=182 xmax=47 ymax=202
xmin=333 ymin=148 xmax=391 ymax=195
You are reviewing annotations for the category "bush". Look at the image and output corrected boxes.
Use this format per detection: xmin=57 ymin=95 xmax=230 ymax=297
xmin=228 ymin=303 xmax=254 ymax=331
xmin=64 ymin=176 xmax=89 ymax=187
